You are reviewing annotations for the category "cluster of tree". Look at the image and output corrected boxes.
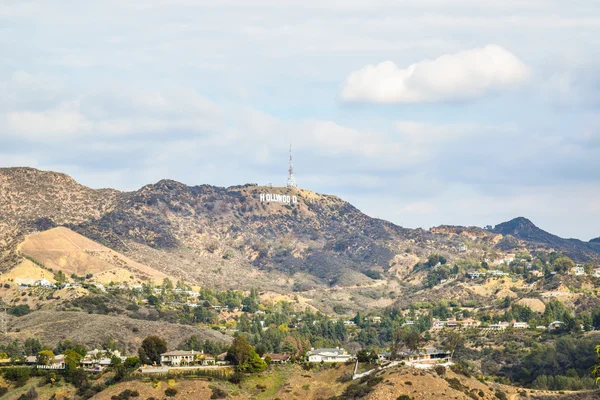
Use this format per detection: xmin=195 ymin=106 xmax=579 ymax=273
xmin=504 ymin=335 xmax=600 ymax=388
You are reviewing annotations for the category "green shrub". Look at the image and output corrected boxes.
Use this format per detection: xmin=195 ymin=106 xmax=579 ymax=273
xmin=210 ymin=387 xmax=228 ymax=399
xmin=164 ymin=388 xmax=177 ymax=397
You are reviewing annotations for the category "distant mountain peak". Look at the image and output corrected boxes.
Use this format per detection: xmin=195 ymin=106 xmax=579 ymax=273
xmin=590 ymin=237 xmax=600 ymax=243
xmin=493 ymin=217 xmax=541 ymax=234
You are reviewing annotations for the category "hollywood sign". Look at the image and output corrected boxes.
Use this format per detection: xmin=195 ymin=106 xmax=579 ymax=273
xmin=260 ymin=193 xmax=298 ymax=204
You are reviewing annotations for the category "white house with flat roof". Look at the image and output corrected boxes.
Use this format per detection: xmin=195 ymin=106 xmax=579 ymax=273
xmin=306 ymin=347 xmax=352 ymax=363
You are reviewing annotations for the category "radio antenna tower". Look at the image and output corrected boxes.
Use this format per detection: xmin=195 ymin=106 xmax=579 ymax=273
xmin=286 ymin=144 xmax=297 ymax=188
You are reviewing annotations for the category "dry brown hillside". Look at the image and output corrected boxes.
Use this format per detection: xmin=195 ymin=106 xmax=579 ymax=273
xmin=17 ymin=226 xmax=165 ymax=284
xmin=4 ymin=310 xmax=231 ymax=354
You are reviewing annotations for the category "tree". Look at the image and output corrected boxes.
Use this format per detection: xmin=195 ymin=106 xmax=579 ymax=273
xmin=553 ymin=256 xmax=575 ymax=274
xmin=593 ymin=344 xmax=600 ymax=384
xmin=37 ymin=350 xmax=55 ymax=366
xmin=162 ymin=278 xmax=174 ymax=290
xmin=242 ymin=296 xmax=258 ymax=313
xmin=226 ymin=336 xmax=253 ymax=366
xmin=138 ymin=336 xmax=167 ymax=365
xmin=194 ymin=306 xmax=217 ymax=324
xmin=443 ymin=331 xmax=463 ymax=361
xmin=237 ymin=314 xmax=251 ymax=332
xmin=356 ymin=349 xmax=370 ymax=363
xmin=24 ymin=338 xmax=42 ymax=356
xmin=54 ymin=270 xmax=67 ymax=285
xmin=124 ymin=356 xmax=141 ymax=370
xmin=64 ymin=349 xmax=83 ymax=372
xmin=226 ymin=336 xmax=267 ymax=373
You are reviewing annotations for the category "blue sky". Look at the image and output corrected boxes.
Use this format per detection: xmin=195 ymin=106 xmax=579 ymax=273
xmin=1 ymin=0 xmax=599 ymax=240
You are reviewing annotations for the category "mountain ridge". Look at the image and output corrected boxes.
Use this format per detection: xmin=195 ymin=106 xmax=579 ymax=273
xmin=1 ymin=167 xmax=599 ymax=290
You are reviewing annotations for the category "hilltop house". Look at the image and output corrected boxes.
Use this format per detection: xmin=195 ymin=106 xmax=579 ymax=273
xmin=460 ymin=318 xmax=480 ymax=328
xmin=263 ymin=353 xmax=291 ymax=364
xmin=467 ymin=270 xmax=484 ymax=279
xmin=489 ymin=322 xmax=510 ymax=330
xmin=432 ymin=319 xmax=445 ymax=330
xmin=306 ymin=347 xmax=352 ymax=363
xmin=160 ymin=350 xmax=201 ymax=366
xmin=82 ymin=349 xmax=126 ymax=371
xmin=445 ymin=319 xmax=458 ymax=328
xmin=395 ymin=347 xmax=451 ymax=364
xmin=570 ymin=266 xmax=586 ymax=276
xmin=548 ymin=321 xmax=563 ymax=331
xmin=26 ymin=354 xmax=66 ymax=370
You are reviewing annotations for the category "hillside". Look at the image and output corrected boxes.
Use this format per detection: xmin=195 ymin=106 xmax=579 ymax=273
xmin=1 ymin=167 xmax=599 ymax=299
xmin=4 ymin=310 xmax=231 ymax=354
xmin=492 ymin=217 xmax=600 ymax=262
xmin=17 ymin=226 xmax=166 ymax=285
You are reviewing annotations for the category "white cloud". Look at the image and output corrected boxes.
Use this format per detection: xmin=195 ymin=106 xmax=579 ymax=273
xmin=341 ymin=45 xmax=531 ymax=103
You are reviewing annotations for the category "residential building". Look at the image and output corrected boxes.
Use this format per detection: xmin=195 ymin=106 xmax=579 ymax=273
xmin=431 ymin=319 xmax=445 ymax=330
xmin=489 ymin=322 xmax=510 ymax=330
xmin=512 ymin=321 xmax=529 ymax=329
xmin=395 ymin=347 xmax=451 ymax=364
xmin=263 ymin=353 xmax=291 ymax=364
xmin=82 ymin=349 xmax=126 ymax=371
xmin=548 ymin=321 xmax=563 ymax=331
xmin=593 ymin=268 xmax=600 ymax=278
xmin=160 ymin=350 xmax=201 ymax=366
xmin=490 ymin=270 xmax=508 ymax=277
xmin=369 ymin=316 xmax=382 ymax=324
xmin=445 ymin=319 xmax=458 ymax=328
xmin=26 ymin=354 xmax=66 ymax=370
xmin=570 ymin=266 xmax=586 ymax=276
xmin=467 ymin=270 xmax=483 ymax=279
xmin=306 ymin=347 xmax=352 ymax=363
xmin=459 ymin=318 xmax=480 ymax=328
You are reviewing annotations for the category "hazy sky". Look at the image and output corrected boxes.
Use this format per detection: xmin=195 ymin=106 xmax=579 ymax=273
xmin=1 ymin=1 xmax=599 ymax=240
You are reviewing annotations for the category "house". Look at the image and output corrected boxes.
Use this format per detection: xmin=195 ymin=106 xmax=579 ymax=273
xmin=530 ymin=270 xmax=543 ymax=278
xmin=263 ymin=353 xmax=291 ymax=364
xmin=369 ymin=316 xmax=382 ymax=324
xmin=458 ymin=244 xmax=467 ymax=252
xmin=403 ymin=320 xmax=414 ymax=326
xmin=216 ymin=352 xmax=229 ymax=365
xmin=395 ymin=347 xmax=451 ymax=364
xmin=548 ymin=321 xmax=563 ymax=331
xmin=306 ymin=347 xmax=352 ymax=363
xmin=467 ymin=270 xmax=483 ymax=279
xmin=593 ymin=268 xmax=600 ymax=278
xmin=512 ymin=321 xmax=529 ymax=329
xmin=459 ymin=318 xmax=480 ymax=328
xmin=195 ymin=353 xmax=216 ymax=365
xmin=489 ymin=322 xmax=509 ymax=330
xmin=377 ymin=352 xmax=392 ymax=362
xmin=445 ymin=319 xmax=458 ymax=328
xmin=431 ymin=319 xmax=446 ymax=330
xmin=81 ymin=349 xmax=126 ymax=371
xmin=570 ymin=266 xmax=586 ymax=276
xmin=35 ymin=278 xmax=55 ymax=288
xmin=28 ymin=354 xmax=66 ymax=370
xmin=490 ymin=270 xmax=508 ymax=277
xmin=343 ymin=320 xmax=356 ymax=326
xmin=160 ymin=350 xmax=201 ymax=366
